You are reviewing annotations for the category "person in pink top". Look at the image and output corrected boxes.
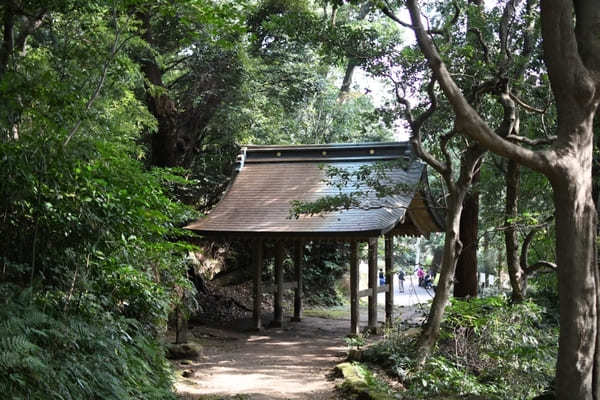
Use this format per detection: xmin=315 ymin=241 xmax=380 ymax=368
xmin=417 ymin=267 xmax=425 ymax=287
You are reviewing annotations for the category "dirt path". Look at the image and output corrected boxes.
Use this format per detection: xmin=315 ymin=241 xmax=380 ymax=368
xmin=172 ymin=304 xmax=426 ymax=400
xmin=174 ymin=316 xmax=349 ymax=400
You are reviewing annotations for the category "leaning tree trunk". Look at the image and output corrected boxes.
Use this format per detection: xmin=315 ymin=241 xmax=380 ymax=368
xmin=417 ymin=191 xmax=465 ymax=363
xmin=414 ymin=140 xmax=485 ymax=363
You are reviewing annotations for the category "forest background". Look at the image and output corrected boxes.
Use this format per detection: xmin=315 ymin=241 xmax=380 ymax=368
xmin=0 ymin=0 xmax=591 ymax=399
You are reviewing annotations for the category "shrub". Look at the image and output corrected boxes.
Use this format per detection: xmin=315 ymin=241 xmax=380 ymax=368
xmin=0 ymin=134 xmax=198 ymax=398
xmin=364 ymin=295 xmax=558 ymax=399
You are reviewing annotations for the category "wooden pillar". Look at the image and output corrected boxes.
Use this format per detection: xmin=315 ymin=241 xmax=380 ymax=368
xmin=350 ymin=240 xmax=360 ymax=335
xmin=292 ymin=240 xmax=304 ymax=322
xmin=272 ymin=242 xmax=284 ymax=327
xmin=253 ymin=238 xmax=264 ymax=330
xmin=175 ymin=304 xmax=188 ymax=344
xmin=385 ymin=234 xmax=394 ymax=326
xmin=368 ymin=237 xmax=378 ymax=331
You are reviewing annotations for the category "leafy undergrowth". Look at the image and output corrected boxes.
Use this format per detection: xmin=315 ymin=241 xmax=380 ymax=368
xmin=0 ymin=289 xmax=176 ymax=400
xmin=0 ymin=130 xmax=199 ymax=397
xmin=361 ymin=291 xmax=558 ymax=399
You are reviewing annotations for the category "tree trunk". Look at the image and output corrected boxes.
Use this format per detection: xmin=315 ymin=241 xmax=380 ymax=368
xmin=339 ymin=61 xmax=357 ymax=99
xmin=417 ymin=192 xmax=464 ymax=363
xmin=452 ymin=0 xmax=483 ymax=299
xmin=496 ymin=247 xmax=503 ymax=288
xmin=504 ymin=159 xmax=526 ymax=302
xmin=337 ymin=2 xmax=371 ymax=101
xmin=0 ymin=8 xmax=14 ymax=79
xmin=552 ymin=162 xmax=599 ymax=400
xmin=430 ymin=246 xmax=443 ymax=275
xmin=137 ymin=11 xmax=179 ymax=167
xmin=175 ymin=304 xmax=188 ymax=344
xmin=454 ymin=166 xmax=480 ymax=298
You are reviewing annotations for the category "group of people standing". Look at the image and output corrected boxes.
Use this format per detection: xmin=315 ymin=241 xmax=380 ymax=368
xmin=377 ymin=266 xmax=435 ymax=294
xmin=416 ymin=266 xmax=436 ymax=290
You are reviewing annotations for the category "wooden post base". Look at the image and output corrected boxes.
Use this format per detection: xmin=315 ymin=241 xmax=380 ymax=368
xmin=268 ymin=320 xmax=285 ymax=329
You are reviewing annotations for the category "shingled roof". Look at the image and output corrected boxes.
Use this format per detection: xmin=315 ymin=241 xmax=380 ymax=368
xmin=185 ymin=142 xmax=443 ymax=239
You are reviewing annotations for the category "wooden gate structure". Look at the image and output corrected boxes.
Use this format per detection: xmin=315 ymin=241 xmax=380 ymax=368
xmin=185 ymin=142 xmax=443 ymax=334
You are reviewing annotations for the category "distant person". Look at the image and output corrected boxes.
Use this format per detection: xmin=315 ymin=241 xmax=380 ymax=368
xmin=417 ymin=267 xmax=425 ymax=287
xmin=398 ymin=270 xmax=405 ymax=293
xmin=423 ymin=273 xmax=433 ymax=289
xmin=378 ymin=268 xmax=385 ymax=286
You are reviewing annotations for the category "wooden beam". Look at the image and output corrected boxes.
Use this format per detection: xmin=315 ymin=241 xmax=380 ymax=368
xmin=292 ymin=240 xmax=304 ymax=322
xmin=385 ymin=234 xmax=394 ymax=326
xmin=350 ymin=240 xmax=360 ymax=335
xmin=368 ymin=237 xmax=378 ymax=331
xmin=358 ymin=285 xmax=388 ymax=298
xmin=253 ymin=239 xmax=264 ymax=330
xmin=263 ymin=281 xmax=298 ymax=293
xmin=272 ymin=242 xmax=284 ymax=327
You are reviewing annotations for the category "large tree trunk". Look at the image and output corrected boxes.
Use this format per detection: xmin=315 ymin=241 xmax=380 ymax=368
xmin=504 ymin=159 xmax=526 ymax=302
xmin=552 ymin=156 xmax=598 ymax=400
xmin=137 ymin=11 xmax=179 ymax=167
xmin=541 ymin=2 xmax=600 ymax=396
xmin=454 ymin=166 xmax=480 ymax=298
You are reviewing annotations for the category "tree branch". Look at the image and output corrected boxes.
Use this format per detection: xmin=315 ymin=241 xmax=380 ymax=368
xmin=509 ymin=92 xmax=546 ymax=114
xmin=16 ymin=14 xmax=45 ymax=52
xmin=440 ymin=128 xmax=456 ymax=172
xmin=404 ymin=0 xmax=553 ymax=174
xmin=520 ymin=215 xmax=554 ymax=272
xmin=525 ymin=261 xmax=557 ymax=274
xmin=522 ymin=0 xmax=535 ymax=59
xmin=380 ymin=1 xmax=459 ymax=36
xmin=380 ymin=4 xmax=412 ymax=29
xmin=496 ymin=80 xmax=518 ymax=138
xmin=393 ymin=76 xmax=448 ymax=177
xmin=468 ymin=27 xmax=490 ymax=65
xmin=162 ymin=55 xmax=192 ymax=73
xmin=63 ymin=11 xmax=126 ymax=147
xmin=413 ymin=76 xmax=437 ymax=130
xmin=498 ymin=0 xmax=518 ymax=70
xmin=506 ymin=134 xmax=556 ymax=146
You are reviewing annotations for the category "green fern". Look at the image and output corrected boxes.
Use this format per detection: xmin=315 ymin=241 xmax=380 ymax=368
xmin=0 ymin=296 xmax=177 ymax=400
xmin=0 ymin=350 xmax=20 ymax=369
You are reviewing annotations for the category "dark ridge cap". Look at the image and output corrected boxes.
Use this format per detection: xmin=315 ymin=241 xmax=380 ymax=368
xmin=239 ymin=141 xmax=412 ymax=165
xmin=244 ymin=155 xmax=406 ymax=163
xmin=244 ymin=141 xmax=410 ymax=152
